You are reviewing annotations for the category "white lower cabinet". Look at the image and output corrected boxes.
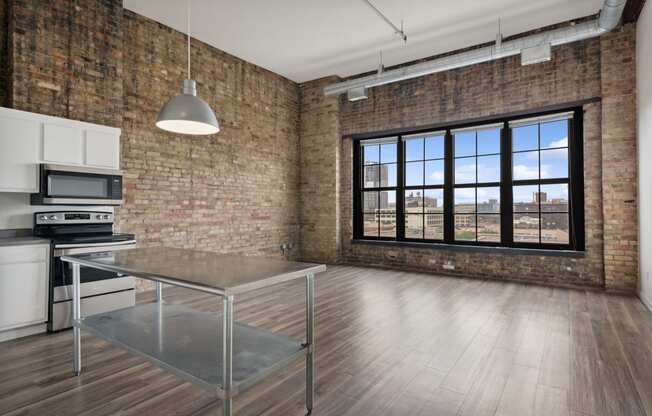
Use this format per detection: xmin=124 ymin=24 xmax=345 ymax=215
xmin=0 ymin=245 xmax=49 ymax=334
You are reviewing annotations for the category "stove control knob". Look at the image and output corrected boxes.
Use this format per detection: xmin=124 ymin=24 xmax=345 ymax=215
xmin=39 ymin=215 xmax=48 ymax=221
xmin=48 ymin=215 xmax=58 ymax=221
xmin=95 ymin=214 xmax=102 ymax=220
xmin=102 ymin=214 xmax=110 ymax=220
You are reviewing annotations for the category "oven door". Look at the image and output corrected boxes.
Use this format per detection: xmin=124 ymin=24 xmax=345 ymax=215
xmin=31 ymin=164 xmax=123 ymax=205
xmin=49 ymin=248 xmax=135 ymax=332
xmin=51 ymin=251 xmax=134 ymax=302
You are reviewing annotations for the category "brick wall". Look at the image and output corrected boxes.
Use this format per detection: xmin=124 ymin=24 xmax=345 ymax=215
xmin=9 ymin=0 xmax=123 ymax=127
xmin=299 ymin=76 xmax=341 ymax=263
xmin=2 ymin=0 xmax=640 ymax=292
xmin=600 ymin=25 xmax=639 ymax=292
xmin=0 ymin=0 xmax=9 ymax=107
xmin=329 ymin=25 xmax=638 ymax=291
xmin=118 ymin=11 xmax=301 ymax=262
xmin=4 ymin=2 xmax=302 ymax=289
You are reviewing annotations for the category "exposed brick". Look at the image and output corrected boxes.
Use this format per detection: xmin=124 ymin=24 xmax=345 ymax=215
xmin=330 ymin=26 xmax=638 ymax=292
xmin=299 ymin=76 xmax=341 ymax=263
xmin=601 ymin=24 xmax=639 ymax=292
xmin=6 ymin=3 xmax=302 ymax=291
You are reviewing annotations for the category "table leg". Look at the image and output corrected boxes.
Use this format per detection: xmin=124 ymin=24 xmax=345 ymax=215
xmin=72 ymin=262 xmax=81 ymax=376
xmin=305 ymin=273 xmax=315 ymax=414
xmin=155 ymin=281 xmax=163 ymax=302
xmin=223 ymin=295 xmax=234 ymax=416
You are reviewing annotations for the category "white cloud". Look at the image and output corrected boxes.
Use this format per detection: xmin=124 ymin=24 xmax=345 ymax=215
xmin=547 ymin=137 xmax=568 ymax=148
xmin=513 ymin=164 xmax=539 ymax=180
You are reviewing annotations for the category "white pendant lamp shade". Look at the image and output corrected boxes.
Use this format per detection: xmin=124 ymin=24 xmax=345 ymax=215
xmin=156 ymin=80 xmax=219 ymax=135
xmin=156 ymin=0 xmax=219 ymax=136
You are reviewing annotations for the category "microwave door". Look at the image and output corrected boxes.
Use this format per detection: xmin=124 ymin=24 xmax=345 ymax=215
xmin=31 ymin=165 xmax=124 ymax=206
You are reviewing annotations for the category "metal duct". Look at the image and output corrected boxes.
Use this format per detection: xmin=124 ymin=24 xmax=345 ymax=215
xmin=599 ymin=0 xmax=627 ymax=30
xmin=324 ymin=0 xmax=625 ymax=98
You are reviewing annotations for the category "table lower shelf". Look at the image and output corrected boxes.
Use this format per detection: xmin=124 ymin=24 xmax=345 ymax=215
xmin=74 ymin=302 xmax=306 ymax=397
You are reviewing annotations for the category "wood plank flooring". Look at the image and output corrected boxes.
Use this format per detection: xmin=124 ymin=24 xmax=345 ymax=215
xmin=1 ymin=265 xmax=652 ymax=416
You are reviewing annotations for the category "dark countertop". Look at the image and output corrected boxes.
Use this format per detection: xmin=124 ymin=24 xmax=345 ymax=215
xmin=0 ymin=236 xmax=51 ymax=247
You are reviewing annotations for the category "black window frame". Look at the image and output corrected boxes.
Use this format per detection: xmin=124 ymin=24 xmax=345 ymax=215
xmin=352 ymin=106 xmax=585 ymax=251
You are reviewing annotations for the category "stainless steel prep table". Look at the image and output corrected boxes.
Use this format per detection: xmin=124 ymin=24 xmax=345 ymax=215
xmin=61 ymin=247 xmax=326 ymax=416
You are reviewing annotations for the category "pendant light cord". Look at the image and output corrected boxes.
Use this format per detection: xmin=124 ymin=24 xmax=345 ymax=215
xmin=187 ymin=0 xmax=191 ymax=79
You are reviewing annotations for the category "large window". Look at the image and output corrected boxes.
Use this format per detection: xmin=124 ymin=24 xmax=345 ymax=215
xmin=353 ymin=108 xmax=584 ymax=251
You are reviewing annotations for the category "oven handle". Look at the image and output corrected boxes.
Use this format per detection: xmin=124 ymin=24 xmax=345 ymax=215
xmin=53 ymin=241 xmax=136 ymax=256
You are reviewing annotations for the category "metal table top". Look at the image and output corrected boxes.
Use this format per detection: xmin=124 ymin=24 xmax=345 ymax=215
xmin=61 ymin=247 xmax=326 ymax=296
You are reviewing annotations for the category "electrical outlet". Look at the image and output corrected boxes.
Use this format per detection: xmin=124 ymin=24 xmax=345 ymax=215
xmin=443 ymin=263 xmax=455 ymax=271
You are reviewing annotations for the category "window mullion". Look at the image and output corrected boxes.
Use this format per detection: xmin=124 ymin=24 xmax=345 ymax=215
xmin=397 ymin=137 xmax=405 ymax=240
xmin=444 ymin=130 xmax=454 ymax=243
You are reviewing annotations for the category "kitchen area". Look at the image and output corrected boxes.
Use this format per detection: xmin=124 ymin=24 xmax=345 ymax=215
xmin=2 ymin=0 xmax=652 ymax=415
xmin=0 ymin=107 xmax=132 ymax=341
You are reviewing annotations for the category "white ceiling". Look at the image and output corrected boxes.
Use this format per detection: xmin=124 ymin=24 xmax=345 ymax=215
xmin=124 ymin=0 xmax=604 ymax=83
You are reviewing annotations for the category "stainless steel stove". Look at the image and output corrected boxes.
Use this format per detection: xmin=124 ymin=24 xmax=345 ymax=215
xmin=33 ymin=211 xmax=136 ymax=332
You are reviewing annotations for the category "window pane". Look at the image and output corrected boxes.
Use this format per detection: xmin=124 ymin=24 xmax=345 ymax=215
xmin=477 ymin=187 xmax=500 ymax=213
xmin=363 ymin=213 xmax=378 ymax=237
xmin=425 ymin=214 xmax=444 ymax=240
xmin=514 ymin=213 xmax=539 ymax=243
xmin=405 ymin=138 xmax=423 ymax=161
xmin=455 ymin=131 xmax=476 ymax=157
xmin=455 ymin=215 xmax=476 ymax=241
xmin=405 ymin=190 xmax=423 ymax=214
xmin=363 ymin=144 xmax=379 ymax=165
xmin=540 ymin=148 xmax=568 ymax=179
xmin=541 ymin=213 xmax=569 ymax=244
xmin=512 ymin=124 xmax=538 ymax=152
xmin=363 ymin=191 xmax=378 ymax=212
xmin=477 ymin=155 xmax=500 ymax=183
xmin=540 ymin=184 xmax=569 ymax=212
xmin=380 ymin=143 xmax=397 ymax=163
xmin=425 ymin=135 xmax=445 ymax=159
xmin=513 ymin=185 xmax=539 ymax=212
xmin=540 ymin=120 xmax=568 ymax=149
xmin=478 ymin=128 xmax=501 ymax=155
xmin=513 ymin=151 xmax=539 ymax=180
xmin=406 ymin=161 xmax=424 ymax=186
xmin=405 ymin=214 xmax=424 ymax=239
xmin=455 ymin=157 xmax=476 ymax=184
xmin=425 ymin=160 xmax=444 ymax=185
xmin=380 ymin=213 xmax=396 ymax=237
xmin=379 ymin=191 xmax=396 ymax=211
xmin=478 ymin=214 xmax=501 ymax=242
xmin=381 ymin=164 xmax=397 ymax=187
xmin=364 ymin=165 xmax=380 ymax=188
xmin=424 ymin=189 xmax=444 ymax=213
xmin=455 ymin=188 xmax=476 ymax=213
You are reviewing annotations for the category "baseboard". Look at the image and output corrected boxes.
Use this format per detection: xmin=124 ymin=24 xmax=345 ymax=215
xmin=0 ymin=323 xmax=47 ymax=343
xmin=640 ymin=291 xmax=652 ymax=313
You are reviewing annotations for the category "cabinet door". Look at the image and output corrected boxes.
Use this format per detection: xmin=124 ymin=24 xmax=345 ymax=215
xmin=42 ymin=123 xmax=83 ymax=165
xmin=0 ymin=116 xmax=40 ymax=192
xmin=0 ymin=262 xmax=48 ymax=331
xmin=85 ymin=129 xmax=120 ymax=169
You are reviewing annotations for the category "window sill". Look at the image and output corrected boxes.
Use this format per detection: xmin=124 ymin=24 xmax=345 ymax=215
xmin=350 ymin=239 xmax=586 ymax=258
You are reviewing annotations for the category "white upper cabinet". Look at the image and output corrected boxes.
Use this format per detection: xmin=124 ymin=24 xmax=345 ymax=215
xmin=0 ymin=107 xmax=121 ymax=193
xmin=43 ymin=123 xmax=84 ymax=165
xmin=85 ymin=129 xmax=120 ymax=169
xmin=0 ymin=111 xmax=41 ymax=193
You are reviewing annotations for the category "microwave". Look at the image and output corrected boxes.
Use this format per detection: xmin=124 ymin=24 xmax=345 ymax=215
xmin=31 ymin=164 xmax=123 ymax=205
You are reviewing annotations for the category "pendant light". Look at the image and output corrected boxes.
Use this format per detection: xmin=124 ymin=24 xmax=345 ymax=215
xmin=156 ymin=0 xmax=219 ymax=135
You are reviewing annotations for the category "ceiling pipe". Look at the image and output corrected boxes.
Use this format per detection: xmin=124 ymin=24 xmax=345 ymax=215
xmin=324 ymin=0 xmax=625 ymax=99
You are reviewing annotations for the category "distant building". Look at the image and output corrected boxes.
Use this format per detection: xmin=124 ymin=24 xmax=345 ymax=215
xmin=533 ymin=192 xmax=547 ymax=203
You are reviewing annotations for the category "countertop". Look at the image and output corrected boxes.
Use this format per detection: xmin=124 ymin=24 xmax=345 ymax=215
xmin=62 ymin=247 xmax=326 ymax=295
xmin=0 ymin=236 xmax=51 ymax=247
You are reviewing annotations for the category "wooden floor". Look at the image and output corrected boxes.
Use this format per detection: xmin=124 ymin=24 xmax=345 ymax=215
xmin=1 ymin=265 xmax=652 ymax=416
